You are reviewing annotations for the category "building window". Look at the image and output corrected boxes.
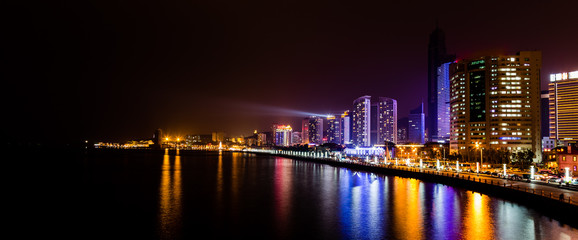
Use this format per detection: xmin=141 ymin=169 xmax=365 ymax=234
xmin=563 ymin=156 xmax=566 ymax=161
xmin=574 ymin=156 xmax=577 ymax=161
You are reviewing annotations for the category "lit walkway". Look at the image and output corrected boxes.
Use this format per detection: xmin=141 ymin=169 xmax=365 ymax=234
xmin=393 ymin=165 xmax=578 ymax=205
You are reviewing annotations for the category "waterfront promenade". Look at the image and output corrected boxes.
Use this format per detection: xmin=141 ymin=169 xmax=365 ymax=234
xmin=241 ymin=148 xmax=578 ymax=206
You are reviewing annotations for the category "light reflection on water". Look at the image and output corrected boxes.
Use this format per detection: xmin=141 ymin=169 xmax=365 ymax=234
xmin=158 ymin=150 xmax=182 ymax=239
xmin=155 ymin=152 xmax=578 ymax=239
xmin=463 ymin=192 xmax=493 ymax=240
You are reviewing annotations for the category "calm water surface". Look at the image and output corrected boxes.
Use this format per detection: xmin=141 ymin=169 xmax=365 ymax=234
xmin=35 ymin=149 xmax=578 ymax=239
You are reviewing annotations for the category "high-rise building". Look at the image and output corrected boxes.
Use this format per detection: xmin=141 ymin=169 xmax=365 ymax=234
xmin=428 ymin=26 xmax=455 ymax=144
xmin=370 ymin=103 xmax=378 ymax=145
xmin=377 ymin=97 xmax=397 ymax=144
xmin=274 ymin=125 xmax=293 ymax=146
xmin=341 ymin=111 xmax=351 ymax=145
xmin=352 ymin=96 xmax=371 ymax=147
xmin=449 ymin=51 xmax=542 ymax=161
xmin=435 ymin=62 xmax=452 ymax=143
xmin=257 ymin=132 xmax=268 ymax=146
xmin=541 ymin=90 xmax=550 ymax=139
xmin=327 ymin=115 xmax=341 ymax=144
xmin=351 ymin=96 xmax=397 ymax=146
xmin=292 ymin=132 xmax=302 ymax=145
xmin=397 ymin=117 xmax=408 ymax=144
xmin=549 ymin=70 xmax=578 ymax=145
xmin=301 ymin=119 xmax=309 ymax=144
xmin=302 ymin=116 xmax=324 ymax=145
xmin=408 ymin=103 xmax=425 ymax=144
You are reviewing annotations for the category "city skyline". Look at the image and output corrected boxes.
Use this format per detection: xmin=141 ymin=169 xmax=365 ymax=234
xmin=4 ymin=0 xmax=578 ymax=143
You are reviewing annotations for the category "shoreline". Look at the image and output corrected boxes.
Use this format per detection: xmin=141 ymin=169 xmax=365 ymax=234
xmin=83 ymin=148 xmax=578 ymax=228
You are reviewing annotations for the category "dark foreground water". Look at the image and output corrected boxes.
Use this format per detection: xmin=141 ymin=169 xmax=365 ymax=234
xmin=15 ymin=149 xmax=578 ymax=239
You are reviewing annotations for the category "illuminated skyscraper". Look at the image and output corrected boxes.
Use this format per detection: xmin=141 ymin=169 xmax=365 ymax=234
xmin=274 ymin=125 xmax=293 ymax=146
xmin=352 ymin=96 xmax=371 ymax=147
xmin=370 ymin=103 xmax=378 ymax=145
xmin=428 ymin=26 xmax=455 ymax=144
xmin=327 ymin=115 xmax=341 ymax=144
xmin=549 ymin=70 xmax=578 ymax=145
xmin=435 ymin=62 xmax=452 ymax=143
xmin=301 ymin=119 xmax=309 ymax=144
xmin=341 ymin=111 xmax=351 ymax=145
xmin=408 ymin=103 xmax=425 ymax=144
xmin=377 ymin=97 xmax=397 ymax=144
xmin=449 ymin=51 xmax=542 ymax=161
xmin=302 ymin=116 xmax=324 ymax=145
xmin=292 ymin=131 xmax=302 ymax=145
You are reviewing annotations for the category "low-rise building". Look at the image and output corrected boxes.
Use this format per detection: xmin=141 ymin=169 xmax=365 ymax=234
xmin=555 ymin=145 xmax=578 ymax=175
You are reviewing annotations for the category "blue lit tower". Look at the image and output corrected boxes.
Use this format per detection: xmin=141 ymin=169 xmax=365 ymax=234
xmin=341 ymin=111 xmax=351 ymax=145
xmin=428 ymin=26 xmax=455 ymax=144
xmin=352 ymin=96 xmax=371 ymax=147
xmin=435 ymin=62 xmax=451 ymax=143
xmin=408 ymin=103 xmax=425 ymax=144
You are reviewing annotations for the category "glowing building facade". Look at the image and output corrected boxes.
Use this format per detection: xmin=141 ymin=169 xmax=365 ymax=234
xmin=549 ymin=70 xmax=578 ymax=144
xmin=327 ymin=115 xmax=341 ymax=144
xmin=302 ymin=116 xmax=324 ymax=145
xmin=377 ymin=97 xmax=397 ymax=144
xmin=341 ymin=111 xmax=351 ymax=145
xmin=301 ymin=119 xmax=309 ymax=144
xmin=449 ymin=51 xmax=542 ymax=161
xmin=274 ymin=125 xmax=293 ymax=146
xmin=352 ymin=96 xmax=371 ymax=147
xmin=435 ymin=62 xmax=451 ymax=143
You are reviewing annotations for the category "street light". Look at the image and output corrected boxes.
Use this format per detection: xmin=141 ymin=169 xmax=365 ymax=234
xmin=439 ymin=144 xmax=445 ymax=161
xmin=476 ymin=162 xmax=479 ymax=176
xmin=420 ymin=159 xmax=423 ymax=169
xmin=475 ymin=142 xmax=483 ymax=172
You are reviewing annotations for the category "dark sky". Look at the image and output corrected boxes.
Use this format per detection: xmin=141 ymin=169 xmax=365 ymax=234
xmin=3 ymin=0 xmax=578 ymax=143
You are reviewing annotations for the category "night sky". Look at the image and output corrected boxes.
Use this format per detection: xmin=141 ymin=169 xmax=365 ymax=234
xmin=3 ymin=0 xmax=578 ymax=143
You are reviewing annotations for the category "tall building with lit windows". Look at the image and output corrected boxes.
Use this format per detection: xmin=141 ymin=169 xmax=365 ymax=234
xmin=302 ymin=116 xmax=324 ymax=145
xmin=341 ymin=111 xmax=351 ymax=145
xmin=449 ymin=51 xmax=542 ymax=161
xmin=274 ymin=125 xmax=293 ymax=146
xmin=377 ymin=97 xmax=397 ymax=144
xmin=549 ymin=70 xmax=578 ymax=145
xmin=301 ymin=119 xmax=309 ymax=144
xmin=352 ymin=96 xmax=371 ymax=147
xmin=327 ymin=115 xmax=341 ymax=144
